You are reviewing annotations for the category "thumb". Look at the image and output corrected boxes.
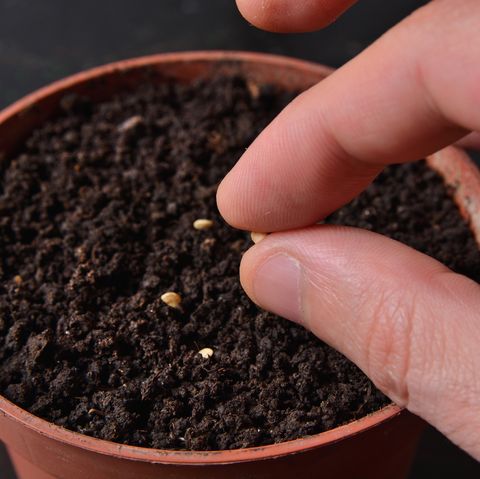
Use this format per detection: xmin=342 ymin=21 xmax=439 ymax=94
xmin=240 ymin=226 xmax=480 ymax=459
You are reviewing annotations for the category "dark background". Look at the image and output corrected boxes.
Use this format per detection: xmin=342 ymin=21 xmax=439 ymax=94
xmin=0 ymin=0 xmax=478 ymax=477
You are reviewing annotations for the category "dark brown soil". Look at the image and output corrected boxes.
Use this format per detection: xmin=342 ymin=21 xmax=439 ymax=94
xmin=0 ymin=76 xmax=478 ymax=451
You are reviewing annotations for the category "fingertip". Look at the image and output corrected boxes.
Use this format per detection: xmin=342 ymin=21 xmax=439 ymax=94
xmin=217 ymin=144 xmax=297 ymax=232
xmin=235 ymin=0 xmax=260 ymax=28
xmin=216 ymin=168 xmax=251 ymax=231
xmin=239 ymin=243 xmax=258 ymax=302
xmin=216 ymin=174 xmax=234 ymax=227
xmin=239 ymin=233 xmax=305 ymax=326
xmin=239 ymin=230 xmax=276 ymax=291
xmin=239 ymin=231 xmax=287 ymax=299
xmin=235 ymin=0 xmax=281 ymax=32
xmin=236 ymin=0 xmax=357 ymax=33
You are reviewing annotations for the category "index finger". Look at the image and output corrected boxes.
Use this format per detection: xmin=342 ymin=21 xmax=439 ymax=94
xmin=218 ymin=0 xmax=479 ymax=232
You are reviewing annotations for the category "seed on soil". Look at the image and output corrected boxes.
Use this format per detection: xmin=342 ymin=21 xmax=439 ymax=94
xmin=88 ymin=408 xmax=104 ymax=416
xmin=198 ymin=347 xmax=214 ymax=359
xmin=193 ymin=218 xmax=214 ymax=230
xmin=247 ymin=80 xmax=260 ymax=99
xmin=250 ymin=232 xmax=267 ymax=244
xmin=13 ymin=275 xmax=22 ymax=285
xmin=160 ymin=291 xmax=182 ymax=309
xmin=118 ymin=115 xmax=144 ymax=133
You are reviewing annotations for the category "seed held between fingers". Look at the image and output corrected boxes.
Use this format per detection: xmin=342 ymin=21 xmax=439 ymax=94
xmin=198 ymin=347 xmax=214 ymax=359
xmin=161 ymin=291 xmax=182 ymax=309
xmin=193 ymin=219 xmax=214 ymax=230
xmin=250 ymin=232 xmax=268 ymax=244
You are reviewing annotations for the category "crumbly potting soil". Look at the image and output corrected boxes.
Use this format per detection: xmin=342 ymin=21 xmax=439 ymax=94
xmin=0 ymin=76 xmax=478 ymax=450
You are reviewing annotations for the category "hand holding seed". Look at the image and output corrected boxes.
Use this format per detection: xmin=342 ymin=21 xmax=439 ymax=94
xmin=220 ymin=0 xmax=480 ymax=460
xmin=250 ymin=232 xmax=267 ymax=244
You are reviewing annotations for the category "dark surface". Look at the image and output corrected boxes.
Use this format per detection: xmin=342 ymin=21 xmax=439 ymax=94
xmin=0 ymin=0 xmax=478 ymax=476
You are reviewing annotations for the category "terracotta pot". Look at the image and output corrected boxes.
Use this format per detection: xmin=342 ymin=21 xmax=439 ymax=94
xmin=0 ymin=51 xmax=477 ymax=479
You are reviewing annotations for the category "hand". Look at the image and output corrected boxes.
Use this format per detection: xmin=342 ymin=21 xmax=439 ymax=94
xmin=218 ymin=0 xmax=480 ymax=459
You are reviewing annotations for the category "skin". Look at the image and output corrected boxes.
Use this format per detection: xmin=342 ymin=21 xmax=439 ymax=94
xmin=218 ymin=0 xmax=480 ymax=460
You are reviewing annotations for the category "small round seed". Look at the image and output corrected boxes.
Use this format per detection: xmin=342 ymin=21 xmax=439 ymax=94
xmin=193 ymin=219 xmax=214 ymax=230
xmin=13 ymin=275 xmax=22 ymax=285
xmin=250 ymin=232 xmax=268 ymax=244
xmin=161 ymin=291 xmax=182 ymax=309
xmin=198 ymin=347 xmax=214 ymax=359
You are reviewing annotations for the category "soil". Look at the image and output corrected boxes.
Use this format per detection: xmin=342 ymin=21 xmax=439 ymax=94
xmin=0 ymin=75 xmax=478 ymax=451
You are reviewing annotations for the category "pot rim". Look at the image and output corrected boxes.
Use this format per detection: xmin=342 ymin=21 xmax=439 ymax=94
xmin=0 ymin=395 xmax=401 ymax=464
xmin=0 ymin=50 xmax=334 ymax=127
xmin=0 ymin=50 xmax=404 ymax=465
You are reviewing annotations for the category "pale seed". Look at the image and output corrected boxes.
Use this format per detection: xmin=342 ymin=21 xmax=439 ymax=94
xmin=161 ymin=291 xmax=182 ymax=309
xmin=250 ymin=232 xmax=267 ymax=244
xmin=247 ymin=81 xmax=260 ymax=99
xmin=193 ymin=219 xmax=214 ymax=230
xmin=118 ymin=115 xmax=143 ymax=132
xmin=198 ymin=347 xmax=214 ymax=359
xmin=13 ymin=275 xmax=22 ymax=285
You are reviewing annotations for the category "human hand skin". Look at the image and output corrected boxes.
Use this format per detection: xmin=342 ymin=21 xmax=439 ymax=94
xmin=217 ymin=0 xmax=480 ymax=460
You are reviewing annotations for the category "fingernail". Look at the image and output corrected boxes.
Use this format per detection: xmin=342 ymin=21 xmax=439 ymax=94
xmin=253 ymin=253 xmax=303 ymax=324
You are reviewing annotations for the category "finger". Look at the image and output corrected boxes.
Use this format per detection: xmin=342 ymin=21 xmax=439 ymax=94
xmin=235 ymin=0 xmax=357 ymax=32
xmin=456 ymin=132 xmax=480 ymax=151
xmin=218 ymin=0 xmax=480 ymax=232
xmin=240 ymin=226 xmax=480 ymax=459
